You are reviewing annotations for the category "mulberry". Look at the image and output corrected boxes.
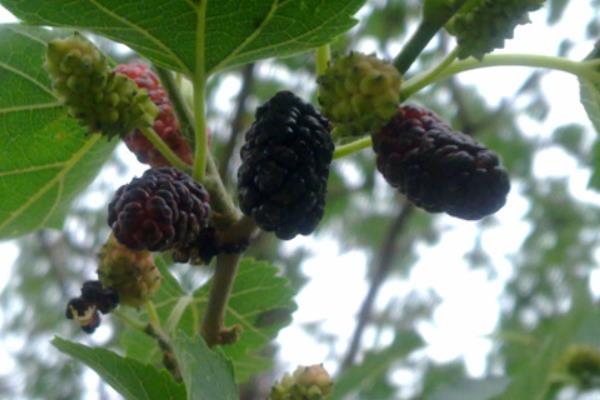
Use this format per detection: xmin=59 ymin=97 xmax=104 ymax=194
xmin=172 ymin=227 xmax=250 ymax=265
xmin=80 ymin=280 xmax=120 ymax=314
xmin=270 ymin=364 xmax=333 ymax=400
xmin=318 ymin=52 xmax=401 ymax=138
xmin=46 ymin=33 xmax=158 ymax=138
xmin=108 ymin=167 xmax=210 ymax=251
xmin=114 ymin=63 xmax=194 ymax=167
xmin=97 ymin=236 xmax=162 ymax=306
xmin=372 ymin=105 xmax=510 ymax=220
xmin=447 ymin=0 xmax=547 ymax=59
xmin=238 ymin=91 xmax=334 ymax=239
xmin=65 ymin=298 xmax=101 ymax=334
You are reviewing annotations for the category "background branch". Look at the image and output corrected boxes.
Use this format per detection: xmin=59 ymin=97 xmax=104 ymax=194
xmin=340 ymin=204 xmax=415 ymax=370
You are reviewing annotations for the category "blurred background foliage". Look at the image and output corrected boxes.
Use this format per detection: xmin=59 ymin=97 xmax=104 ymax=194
xmin=1 ymin=0 xmax=600 ymax=399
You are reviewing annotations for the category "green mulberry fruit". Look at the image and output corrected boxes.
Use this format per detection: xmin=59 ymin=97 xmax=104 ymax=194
xmin=46 ymin=33 xmax=158 ymax=138
xmin=97 ymin=236 xmax=161 ymax=307
xmin=318 ymin=52 xmax=401 ymax=138
xmin=270 ymin=364 xmax=333 ymax=400
xmin=446 ymin=0 xmax=546 ymax=59
xmin=558 ymin=345 xmax=600 ymax=389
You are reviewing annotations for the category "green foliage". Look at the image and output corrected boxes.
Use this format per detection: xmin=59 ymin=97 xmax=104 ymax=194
xmin=0 ymin=24 xmax=117 ymax=239
xmin=332 ymin=332 xmax=423 ymax=399
xmin=2 ymin=0 xmax=600 ymax=399
xmin=0 ymin=0 xmax=367 ymax=75
xmin=172 ymin=333 xmax=238 ymax=400
xmin=53 ymin=336 xmax=186 ymax=400
xmin=430 ymin=377 xmax=510 ymax=400
xmin=121 ymin=257 xmax=297 ymax=383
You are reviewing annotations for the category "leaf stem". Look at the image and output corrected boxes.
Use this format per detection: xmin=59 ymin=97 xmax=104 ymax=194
xmin=166 ymin=296 xmax=193 ymax=334
xmin=316 ymin=44 xmax=331 ymax=76
xmin=393 ymin=0 xmax=468 ymax=74
xmin=402 ymin=54 xmax=600 ymax=99
xmin=400 ymin=47 xmax=459 ymax=100
xmin=113 ymin=309 xmax=147 ymax=331
xmin=193 ymin=0 xmax=209 ymax=181
xmin=333 ymin=136 xmax=372 ymax=160
xmin=154 ymin=66 xmax=196 ymax=146
xmin=145 ymin=300 xmax=162 ymax=332
xmin=139 ymin=126 xmax=192 ymax=173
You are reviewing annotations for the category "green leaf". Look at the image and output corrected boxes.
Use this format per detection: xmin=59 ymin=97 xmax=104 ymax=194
xmin=331 ymin=331 xmax=423 ymax=400
xmin=0 ymin=24 xmax=117 ymax=239
xmin=430 ymin=377 xmax=510 ymax=400
xmin=52 ymin=337 xmax=186 ymax=400
xmin=172 ymin=332 xmax=238 ymax=400
xmin=1 ymin=0 xmax=367 ymax=75
xmin=192 ymin=258 xmax=297 ymax=382
xmin=121 ymin=257 xmax=297 ymax=382
xmin=496 ymin=287 xmax=596 ymax=400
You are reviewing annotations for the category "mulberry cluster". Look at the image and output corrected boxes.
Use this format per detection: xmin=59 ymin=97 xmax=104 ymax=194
xmin=372 ymin=105 xmax=510 ymax=220
xmin=447 ymin=0 xmax=547 ymax=59
xmin=108 ymin=167 xmax=210 ymax=252
xmin=114 ymin=63 xmax=193 ymax=167
xmin=238 ymin=91 xmax=334 ymax=239
xmin=270 ymin=365 xmax=333 ymax=400
xmin=318 ymin=52 xmax=401 ymax=138
xmin=97 ymin=236 xmax=162 ymax=307
xmin=45 ymin=34 xmax=158 ymax=138
xmin=65 ymin=280 xmax=119 ymax=334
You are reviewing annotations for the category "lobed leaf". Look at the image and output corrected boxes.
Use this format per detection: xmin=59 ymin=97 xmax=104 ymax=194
xmin=172 ymin=332 xmax=238 ymax=400
xmin=0 ymin=24 xmax=117 ymax=240
xmin=53 ymin=337 xmax=186 ymax=400
xmin=1 ymin=0 xmax=367 ymax=75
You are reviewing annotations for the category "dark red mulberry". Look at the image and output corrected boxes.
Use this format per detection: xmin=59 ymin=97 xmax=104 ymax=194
xmin=372 ymin=105 xmax=510 ymax=220
xmin=108 ymin=167 xmax=210 ymax=251
xmin=114 ymin=63 xmax=193 ymax=167
xmin=238 ymin=91 xmax=334 ymax=239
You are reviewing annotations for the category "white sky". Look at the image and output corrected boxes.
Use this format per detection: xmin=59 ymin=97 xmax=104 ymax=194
xmin=0 ymin=2 xmax=599 ymax=399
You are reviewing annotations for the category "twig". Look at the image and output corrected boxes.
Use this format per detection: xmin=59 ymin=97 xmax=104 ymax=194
xmin=340 ymin=204 xmax=414 ymax=370
xmin=200 ymin=253 xmax=242 ymax=347
xmin=220 ymin=64 xmax=255 ymax=187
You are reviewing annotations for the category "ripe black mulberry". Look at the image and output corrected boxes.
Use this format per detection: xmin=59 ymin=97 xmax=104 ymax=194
xmin=238 ymin=91 xmax=334 ymax=239
xmin=372 ymin=105 xmax=510 ymax=220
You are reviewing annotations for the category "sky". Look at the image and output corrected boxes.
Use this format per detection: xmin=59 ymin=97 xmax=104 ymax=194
xmin=1 ymin=1 xmax=600 ymax=399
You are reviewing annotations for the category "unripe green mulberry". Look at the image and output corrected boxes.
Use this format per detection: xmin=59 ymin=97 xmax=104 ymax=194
xmin=318 ymin=52 xmax=401 ymax=138
xmin=97 ymin=236 xmax=161 ymax=307
xmin=270 ymin=364 xmax=333 ymax=400
xmin=558 ymin=345 xmax=600 ymax=389
xmin=446 ymin=0 xmax=546 ymax=59
xmin=46 ymin=33 xmax=158 ymax=138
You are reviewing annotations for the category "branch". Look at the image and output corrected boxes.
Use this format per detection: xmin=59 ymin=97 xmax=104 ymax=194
xmin=340 ymin=204 xmax=415 ymax=370
xmin=220 ymin=64 xmax=255 ymax=187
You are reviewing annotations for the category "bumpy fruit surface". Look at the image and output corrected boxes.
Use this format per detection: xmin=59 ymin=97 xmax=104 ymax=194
xmin=559 ymin=345 xmax=600 ymax=389
xmin=65 ymin=298 xmax=101 ymax=334
xmin=270 ymin=364 xmax=333 ymax=400
xmin=108 ymin=167 xmax=210 ymax=251
xmin=46 ymin=33 xmax=158 ymax=138
xmin=80 ymin=280 xmax=120 ymax=314
xmin=447 ymin=0 xmax=546 ymax=59
xmin=372 ymin=105 xmax=510 ymax=220
xmin=318 ymin=52 xmax=401 ymax=138
xmin=97 ymin=236 xmax=162 ymax=306
xmin=238 ymin=91 xmax=334 ymax=239
xmin=114 ymin=63 xmax=193 ymax=167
